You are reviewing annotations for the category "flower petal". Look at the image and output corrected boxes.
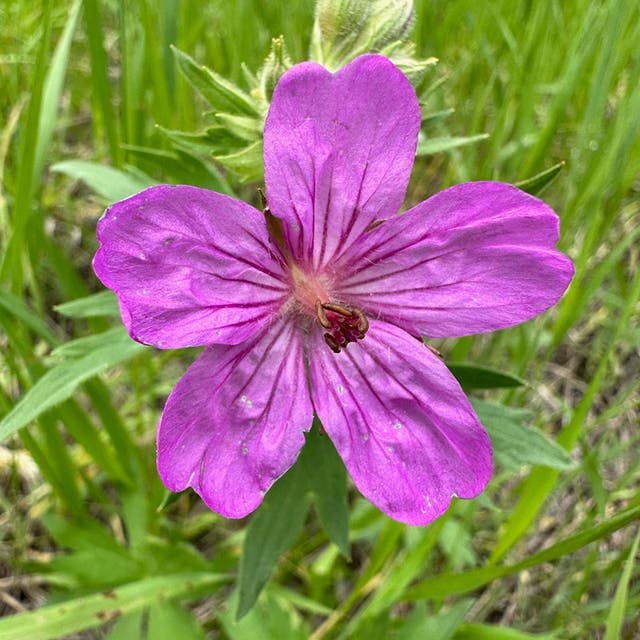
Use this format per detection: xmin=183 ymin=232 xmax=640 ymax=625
xmin=94 ymin=185 xmax=289 ymax=348
xmin=336 ymin=182 xmax=574 ymax=337
xmin=157 ymin=315 xmax=313 ymax=518
xmin=308 ymin=320 xmax=491 ymax=525
xmin=264 ymin=54 xmax=421 ymax=272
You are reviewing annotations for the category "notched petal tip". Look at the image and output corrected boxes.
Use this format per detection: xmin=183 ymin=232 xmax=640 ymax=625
xmin=309 ymin=319 xmax=493 ymax=526
xmin=264 ymin=53 xmax=421 ymax=269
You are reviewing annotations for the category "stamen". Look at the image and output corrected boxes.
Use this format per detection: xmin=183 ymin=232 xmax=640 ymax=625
xmin=321 ymin=302 xmax=353 ymax=317
xmin=353 ymin=309 xmax=369 ymax=333
xmin=315 ymin=301 xmax=331 ymax=329
xmin=323 ymin=333 xmax=342 ymax=353
xmin=316 ymin=299 xmax=369 ymax=353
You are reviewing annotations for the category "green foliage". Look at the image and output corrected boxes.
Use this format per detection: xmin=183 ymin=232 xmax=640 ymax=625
xmin=0 ymin=0 xmax=638 ymax=638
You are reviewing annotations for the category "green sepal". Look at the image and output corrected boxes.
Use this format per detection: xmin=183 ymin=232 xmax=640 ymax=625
xmin=172 ymin=46 xmax=258 ymax=116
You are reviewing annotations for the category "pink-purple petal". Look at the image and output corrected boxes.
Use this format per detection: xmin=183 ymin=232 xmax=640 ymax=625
xmin=264 ymin=54 xmax=421 ymax=272
xmin=93 ymin=185 xmax=289 ymax=349
xmin=335 ymin=182 xmax=574 ymax=338
xmin=157 ymin=315 xmax=313 ymax=519
xmin=308 ymin=320 xmax=492 ymax=526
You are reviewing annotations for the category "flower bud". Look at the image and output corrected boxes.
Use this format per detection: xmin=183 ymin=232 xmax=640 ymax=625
xmin=311 ymin=0 xmax=414 ymax=70
xmin=259 ymin=36 xmax=293 ymax=103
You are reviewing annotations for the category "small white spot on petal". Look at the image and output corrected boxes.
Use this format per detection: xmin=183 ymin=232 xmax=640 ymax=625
xmin=393 ymin=421 xmax=402 ymax=430
xmin=241 ymin=446 xmax=248 ymax=455
xmin=337 ymin=384 xmax=344 ymax=395
xmin=138 ymin=251 xmax=146 ymax=260
xmin=363 ymin=433 xmax=369 ymax=441
xmin=246 ymin=400 xmax=253 ymax=408
xmin=387 ymin=446 xmax=394 ymax=453
xmin=241 ymin=395 xmax=247 ymax=403
xmin=141 ymin=287 xmax=149 ymax=295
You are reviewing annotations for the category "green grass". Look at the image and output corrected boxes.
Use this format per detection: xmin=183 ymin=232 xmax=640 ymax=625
xmin=0 ymin=0 xmax=639 ymax=638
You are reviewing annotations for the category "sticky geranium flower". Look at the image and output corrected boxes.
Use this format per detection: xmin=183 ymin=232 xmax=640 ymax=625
xmin=93 ymin=54 xmax=573 ymax=525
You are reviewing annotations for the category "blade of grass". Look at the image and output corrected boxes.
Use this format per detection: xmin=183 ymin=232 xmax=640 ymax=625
xmin=603 ymin=529 xmax=640 ymax=640
xmin=84 ymin=0 xmax=122 ymax=165
xmin=490 ymin=263 xmax=640 ymax=562
xmin=404 ymin=503 xmax=640 ymax=601
xmin=0 ymin=0 xmax=53 ymax=291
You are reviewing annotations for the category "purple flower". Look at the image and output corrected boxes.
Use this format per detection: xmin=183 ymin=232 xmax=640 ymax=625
xmin=93 ymin=54 xmax=573 ymax=525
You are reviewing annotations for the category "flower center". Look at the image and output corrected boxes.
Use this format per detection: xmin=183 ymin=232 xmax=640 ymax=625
xmin=315 ymin=300 xmax=369 ymax=353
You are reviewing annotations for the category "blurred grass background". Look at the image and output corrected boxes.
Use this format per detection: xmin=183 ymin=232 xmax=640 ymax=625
xmin=0 ymin=0 xmax=639 ymax=638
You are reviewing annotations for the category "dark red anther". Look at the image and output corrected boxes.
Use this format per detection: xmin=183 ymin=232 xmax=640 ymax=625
xmin=316 ymin=300 xmax=369 ymax=353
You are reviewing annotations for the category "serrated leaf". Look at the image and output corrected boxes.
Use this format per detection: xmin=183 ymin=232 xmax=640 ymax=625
xmin=237 ymin=464 xmax=310 ymax=619
xmin=448 ymin=363 xmax=525 ymax=390
xmin=215 ymin=140 xmax=264 ymax=181
xmin=515 ymin=161 xmax=565 ymax=196
xmin=0 ymin=573 xmax=228 ymax=640
xmin=416 ymin=133 xmax=489 ymax=156
xmin=172 ymin=46 xmax=258 ymax=116
xmin=214 ymin=113 xmax=263 ymax=143
xmin=54 ymin=291 xmax=119 ymax=318
xmin=472 ymin=399 xmax=572 ymax=471
xmin=121 ymin=144 xmax=229 ymax=192
xmin=0 ymin=336 xmax=145 ymax=442
xmin=52 ymin=160 xmax=155 ymax=202
xmin=299 ymin=427 xmax=350 ymax=558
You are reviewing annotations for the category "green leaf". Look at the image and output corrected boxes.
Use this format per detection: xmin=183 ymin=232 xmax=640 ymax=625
xmin=214 ymin=113 xmax=263 ymax=143
xmin=172 ymin=46 xmax=259 ymax=116
xmin=147 ymin=602 xmax=206 ymax=640
xmin=416 ymin=133 xmax=489 ymax=156
xmin=221 ymin=591 xmax=309 ymax=640
xmin=54 ymin=291 xmax=119 ymax=318
xmin=0 ymin=573 xmax=228 ymax=640
xmin=104 ymin=612 xmax=144 ymax=640
xmin=515 ymin=161 xmax=565 ymax=196
xmin=472 ymin=399 xmax=572 ymax=471
xmin=50 ymin=548 xmax=143 ymax=588
xmin=51 ymin=327 xmax=129 ymax=359
xmin=603 ymin=530 xmax=640 ymax=640
xmin=0 ymin=336 xmax=145 ymax=441
xmin=448 ymin=364 xmax=525 ymax=390
xmin=299 ymin=427 xmax=350 ymax=558
xmin=237 ymin=464 xmax=310 ymax=619
xmin=398 ymin=600 xmax=473 ymax=640
xmin=52 ymin=160 xmax=155 ymax=202
xmin=215 ymin=140 xmax=264 ymax=181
